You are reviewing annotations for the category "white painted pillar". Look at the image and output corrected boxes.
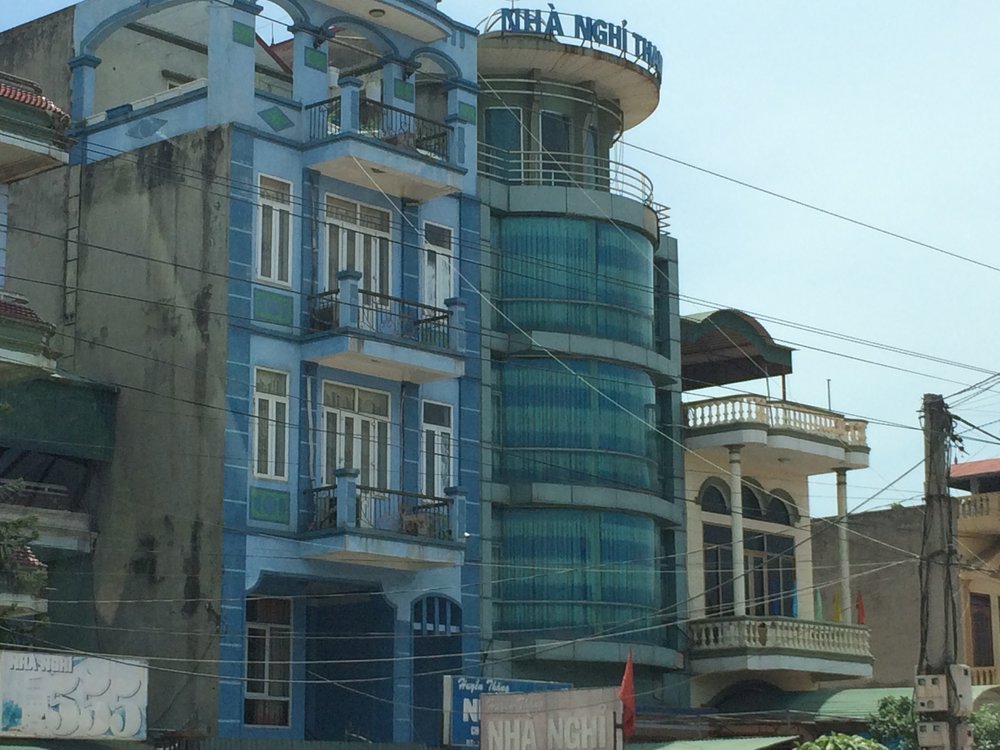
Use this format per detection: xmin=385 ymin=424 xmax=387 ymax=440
xmin=836 ymin=468 xmax=852 ymax=624
xmin=729 ymin=445 xmax=746 ymax=617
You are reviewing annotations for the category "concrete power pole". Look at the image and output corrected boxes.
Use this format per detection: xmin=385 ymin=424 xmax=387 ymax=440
xmin=915 ymin=394 xmax=971 ymax=750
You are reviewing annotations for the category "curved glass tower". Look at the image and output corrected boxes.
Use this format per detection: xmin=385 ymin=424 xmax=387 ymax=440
xmin=477 ymin=8 xmax=687 ymax=702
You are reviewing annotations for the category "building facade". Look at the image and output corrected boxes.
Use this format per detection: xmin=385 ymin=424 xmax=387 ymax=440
xmin=472 ymin=7 xmax=688 ymax=703
xmin=681 ymin=310 xmax=874 ymax=709
xmin=0 ymin=0 xmax=481 ymax=743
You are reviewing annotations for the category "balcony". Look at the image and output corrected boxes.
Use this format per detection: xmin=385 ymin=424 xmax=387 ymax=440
xmin=304 ymin=96 xmax=462 ymax=202
xmin=0 ymin=481 xmax=93 ymax=554
xmin=300 ymin=470 xmax=465 ymax=571
xmin=972 ymin=666 xmax=998 ymax=687
xmin=958 ymin=492 xmax=1000 ymax=537
xmin=302 ymin=273 xmax=465 ymax=383
xmin=689 ymin=616 xmax=873 ymax=679
xmin=684 ymin=395 xmax=870 ymax=474
xmin=478 ymin=143 xmax=668 ymax=237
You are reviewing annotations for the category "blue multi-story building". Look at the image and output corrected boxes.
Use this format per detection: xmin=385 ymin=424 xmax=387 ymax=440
xmin=0 ymin=0 xmax=481 ymax=742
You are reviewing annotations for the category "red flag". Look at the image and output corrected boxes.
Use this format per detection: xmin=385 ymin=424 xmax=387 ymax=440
xmin=856 ymin=592 xmax=866 ymax=625
xmin=619 ymin=649 xmax=636 ymax=740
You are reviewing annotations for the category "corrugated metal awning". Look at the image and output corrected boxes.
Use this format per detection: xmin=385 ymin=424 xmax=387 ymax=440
xmin=630 ymin=736 xmax=799 ymax=750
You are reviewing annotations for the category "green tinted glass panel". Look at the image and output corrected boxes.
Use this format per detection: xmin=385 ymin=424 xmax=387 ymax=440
xmin=498 ymin=358 xmax=657 ymax=490
xmin=498 ymin=216 xmax=654 ymax=347
xmin=496 ymin=508 xmax=664 ymax=645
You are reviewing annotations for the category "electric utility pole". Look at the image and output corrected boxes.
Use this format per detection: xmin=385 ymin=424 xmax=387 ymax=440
xmin=915 ymin=394 xmax=971 ymax=750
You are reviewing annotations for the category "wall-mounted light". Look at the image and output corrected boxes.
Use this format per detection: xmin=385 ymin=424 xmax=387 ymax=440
xmin=369 ymin=8 xmax=386 ymax=18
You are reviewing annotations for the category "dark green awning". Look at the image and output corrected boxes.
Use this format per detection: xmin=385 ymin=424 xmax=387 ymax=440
xmin=681 ymin=309 xmax=793 ymax=391
xmin=0 ymin=374 xmax=117 ymax=461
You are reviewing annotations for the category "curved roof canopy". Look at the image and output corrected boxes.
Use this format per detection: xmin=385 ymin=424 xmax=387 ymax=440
xmin=681 ymin=309 xmax=793 ymax=392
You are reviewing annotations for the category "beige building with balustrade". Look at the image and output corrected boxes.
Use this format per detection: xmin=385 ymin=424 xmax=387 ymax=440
xmin=680 ymin=310 xmax=874 ymax=708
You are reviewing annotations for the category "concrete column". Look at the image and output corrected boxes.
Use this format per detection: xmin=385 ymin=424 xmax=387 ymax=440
xmin=68 ymin=54 xmax=100 ymax=123
xmin=445 ymin=486 xmax=466 ymax=540
xmin=208 ymin=0 xmax=259 ymax=127
xmin=338 ymin=76 xmax=362 ymax=133
xmin=445 ymin=83 xmax=477 ymax=169
xmin=336 ymin=269 xmax=361 ymax=328
xmin=729 ymin=445 xmax=746 ymax=616
xmin=835 ymin=468 xmax=852 ymax=624
xmin=392 ymin=616 xmax=413 ymax=742
xmin=291 ymin=25 xmax=329 ymax=106
xmin=334 ymin=467 xmax=359 ymax=528
xmin=381 ymin=60 xmax=410 ymax=111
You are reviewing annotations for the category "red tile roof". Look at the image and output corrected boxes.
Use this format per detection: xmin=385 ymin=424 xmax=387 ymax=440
xmin=0 ymin=298 xmax=47 ymax=326
xmin=12 ymin=546 xmax=45 ymax=570
xmin=950 ymin=458 xmax=1000 ymax=480
xmin=0 ymin=73 xmax=69 ymax=129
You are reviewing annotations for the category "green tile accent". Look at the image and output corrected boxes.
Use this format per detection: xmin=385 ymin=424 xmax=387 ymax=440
xmin=258 ymin=106 xmax=294 ymax=132
xmin=458 ymin=102 xmax=478 ymax=125
xmin=394 ymin=79 xmax=415 ymax=103
xmin=304 ymin=47 xmax=327 ymax=71
xmin=249 ymin=487 xmax=290 ymax=524
xmin=232 ymin=21 xmax=255 ymax=47
xmin=253 ymin=288 xmax=294 ymax=326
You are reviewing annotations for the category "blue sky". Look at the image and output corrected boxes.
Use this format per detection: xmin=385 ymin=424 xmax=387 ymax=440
xmin=3 ymin=1 xmax=999 ymax=516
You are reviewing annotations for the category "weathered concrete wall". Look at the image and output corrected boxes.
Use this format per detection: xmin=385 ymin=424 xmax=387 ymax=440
xmin=0 ymin=8 xmax=75 ymax=111
xmin=812 ymin=505 xmax=923 ymax=687
xmin=7 ymin=128 xmax=230 ymax=734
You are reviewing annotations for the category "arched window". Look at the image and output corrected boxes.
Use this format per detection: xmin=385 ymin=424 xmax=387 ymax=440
xmin=742 ymin=483 xmax=765 ymax=520
xmin=765 ymin=490 xmax=797 ymax=526
xmin=699 ymin=480 xmax=730 ymax=515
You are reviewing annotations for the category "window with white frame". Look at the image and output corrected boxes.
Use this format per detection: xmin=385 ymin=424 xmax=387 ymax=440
xmin=423 ymin=222 xmax=453 ymax=309
xmin=245 ymin=597 xmax=291 ymax=726
xmin=421 ymin=401 xmax=453 ymax=498
xmin=257 ymin=176 xmax=292 ymax=285
xmin=254 ymin=368 xmax=289 ymax=480
xmin=323 ymin=195 xmax=391 ymax=296
xmin=322 ymin=382 xmax=390 ymax=489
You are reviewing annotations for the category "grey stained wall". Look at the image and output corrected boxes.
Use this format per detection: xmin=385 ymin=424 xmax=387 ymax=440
xmin=812 ymin=505 xmax=924 ymax=687
xmin=6 ymin=127 xmax=231 ymax=734
xmin=0 ymin=8 xmax=74 ymax=110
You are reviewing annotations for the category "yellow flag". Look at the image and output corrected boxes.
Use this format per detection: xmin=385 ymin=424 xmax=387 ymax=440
xmin=831 ymin=589 xmax=843 ymax=622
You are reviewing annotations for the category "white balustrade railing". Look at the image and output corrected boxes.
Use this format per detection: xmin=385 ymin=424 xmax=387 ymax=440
xmin=689 ymin=616 xmax=872 ymax=660
xmin=684 ymin=395 xmax=868 ymax=447
xmin=972 ymin=666 xmax=998 ymax=686
xmin=959 ymin=492 xmax=999 ymax=519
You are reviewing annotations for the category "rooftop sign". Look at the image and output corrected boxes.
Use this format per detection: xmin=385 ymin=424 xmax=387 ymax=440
xmin=484 ymin=7 xmax=663 ymax=82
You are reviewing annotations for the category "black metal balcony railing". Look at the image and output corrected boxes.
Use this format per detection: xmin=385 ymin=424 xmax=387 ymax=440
xmin=307 ymin=96 xmax=341 ymax=139
xmin=308 ymin=288 xmax=452 ymax=349
xmin=307 ymin=484 xmax=452 ymax=541
xmin=306 ymin=97 xmax=450 ymax=163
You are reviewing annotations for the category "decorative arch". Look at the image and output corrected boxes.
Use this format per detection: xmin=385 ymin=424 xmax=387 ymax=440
xmin=322 ymin=16 xmax=401 ymax=60
xmin=765 ymin=488 xmax=799 ymax=526
xmin=407 ymin=47 xmax=462 ymax=81
xmin=77 ymin=0 xmax=309 ymax=57
xmin=697 ymin=477 xmax=731 ymax=515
